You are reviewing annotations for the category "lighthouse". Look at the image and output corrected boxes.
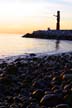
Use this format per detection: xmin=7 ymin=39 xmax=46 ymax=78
xmin=56 ymin=11 xmax=60 ymax=30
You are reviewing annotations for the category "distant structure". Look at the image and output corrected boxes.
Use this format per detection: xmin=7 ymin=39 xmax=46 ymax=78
xmin=56 ymin=11 xmax=60 ymax=30
xmin=54 ymin=11 xmax=60 ymax=30
xmin=48 ymin=27 xmax=51 ymax=30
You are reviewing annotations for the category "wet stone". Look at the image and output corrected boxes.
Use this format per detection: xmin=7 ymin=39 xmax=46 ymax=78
xmin=56 ymin=104 xmax=69 ymax=108
xmin=29 ymin=53 xmax=36 ymax=57
xmin=0 ymin=52 xmax=72 ymax=107
xmin=40 ymin=106 xmax=47 ymax=108
xmin=26 ymin=102 xmax=39 ymax=108
xmin=32 ymin=89 xmax=44 ymax=101
xmin=32 ymin=80 xmax=47 ymax=89
xmin=64 ymin=93 xmax=72 ymax=107
xmin=40 ymin=94 xmax=64 ymax=107
xmin=0 ymin=106 xmax=6 ymax=108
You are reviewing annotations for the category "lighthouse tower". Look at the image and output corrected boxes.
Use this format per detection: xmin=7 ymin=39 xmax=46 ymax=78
xmin=56 ymin=11 xmax=60 ymax=30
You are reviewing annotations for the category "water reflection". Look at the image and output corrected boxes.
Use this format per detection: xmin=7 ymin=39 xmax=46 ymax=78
xmin=56 ymin=39 xmax=60 ymax=50
xmin=0 ymin=34 xmax=72 ymax=58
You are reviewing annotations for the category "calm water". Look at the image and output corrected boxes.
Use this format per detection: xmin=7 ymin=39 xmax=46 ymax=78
xmin=0 ymin=34 xmax=72 ymax=58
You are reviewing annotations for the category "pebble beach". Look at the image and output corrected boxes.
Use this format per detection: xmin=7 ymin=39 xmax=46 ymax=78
xmin=0 ymin=52 xmax=72 ymax=108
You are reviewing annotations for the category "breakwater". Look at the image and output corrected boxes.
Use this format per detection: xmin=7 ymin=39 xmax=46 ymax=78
xmin=22 ymin=30 xmax=72 ymax=40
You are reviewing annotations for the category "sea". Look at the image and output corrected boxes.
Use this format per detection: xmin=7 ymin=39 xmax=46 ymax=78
xmin=0 ymin=34 xmax=72 ymax=58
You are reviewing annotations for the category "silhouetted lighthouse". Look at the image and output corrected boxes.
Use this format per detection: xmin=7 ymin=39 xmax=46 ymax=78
xmin=56 ymin=11 xmax=60 ymax=30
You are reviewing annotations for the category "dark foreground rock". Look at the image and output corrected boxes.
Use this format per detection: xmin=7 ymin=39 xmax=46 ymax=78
xmin=40 ymin=94 xmax=64 ymax=107
xmin=0 ymin=52 xmax=72 ymax=108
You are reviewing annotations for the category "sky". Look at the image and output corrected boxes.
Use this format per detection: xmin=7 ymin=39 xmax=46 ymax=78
xmin=0 ymin=0 xmax=72 ymax=34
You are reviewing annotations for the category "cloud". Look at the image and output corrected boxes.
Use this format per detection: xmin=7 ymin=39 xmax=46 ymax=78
xmin=63 ymin=0 xmax=72 ymax=3
xmin=17 ymin=0 xmax=48 ymax=4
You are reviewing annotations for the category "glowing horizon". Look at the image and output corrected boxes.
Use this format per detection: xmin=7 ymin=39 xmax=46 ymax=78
xmin=0 ymin=0 xmax=72 ymax=34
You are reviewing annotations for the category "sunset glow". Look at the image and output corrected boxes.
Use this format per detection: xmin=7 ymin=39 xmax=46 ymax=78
xmin=0 ymin=0 xmax=72 ymax=34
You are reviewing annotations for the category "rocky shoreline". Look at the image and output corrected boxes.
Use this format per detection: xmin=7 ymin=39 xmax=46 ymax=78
xmin=0 ymin=52 xmax=72 ymax=108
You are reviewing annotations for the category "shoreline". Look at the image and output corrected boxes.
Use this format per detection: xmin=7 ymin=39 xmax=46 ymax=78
xmin=0 ymin=51 xmax=72 ymax=107
xmin=0 ymin=51 xmax=72 ymax=63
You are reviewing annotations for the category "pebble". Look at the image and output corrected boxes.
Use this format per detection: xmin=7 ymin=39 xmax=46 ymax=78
xmin=56 ymin=104 xmax=69 ymax=108
xmin=40 ymin=94 xmax=63 ymax=107
xmin=32 ymin=89 xmax=44 ymax=101
xmin=0 ymin=52 xmax=72 ymax=108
